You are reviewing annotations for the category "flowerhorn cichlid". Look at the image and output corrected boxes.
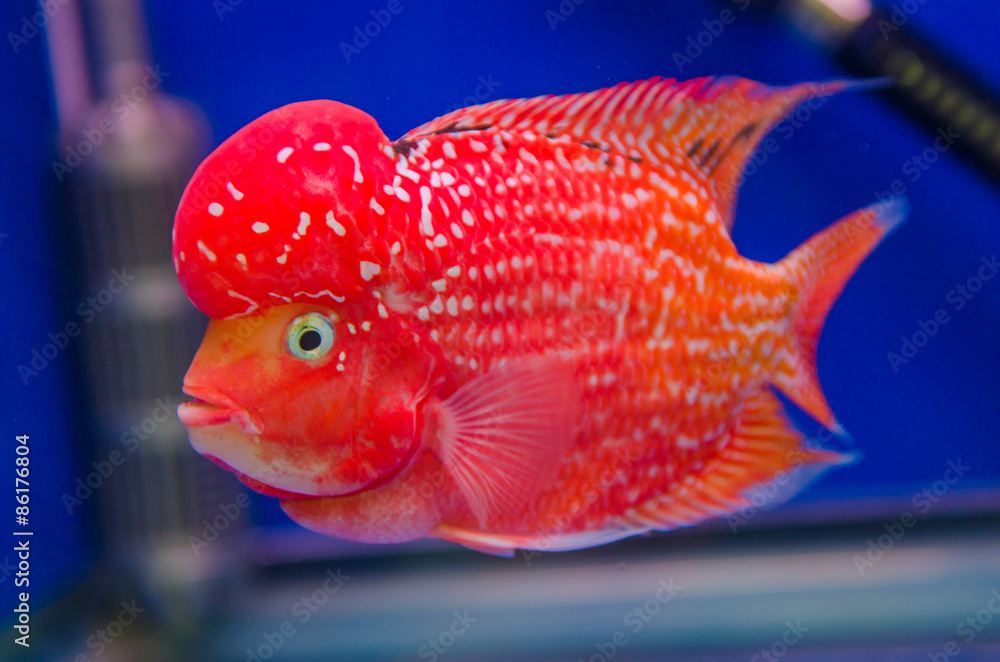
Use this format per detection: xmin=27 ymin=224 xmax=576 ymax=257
xmin=173 ymin=76 xmax=905 ymax=554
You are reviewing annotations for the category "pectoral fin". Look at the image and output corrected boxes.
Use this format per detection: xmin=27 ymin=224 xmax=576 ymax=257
xmin=429 ymin=356 xmax=579 ymax=527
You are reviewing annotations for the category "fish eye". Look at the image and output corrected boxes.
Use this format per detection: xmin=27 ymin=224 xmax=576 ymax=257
xmin=286 ymin=313 xmax=335 ymax=360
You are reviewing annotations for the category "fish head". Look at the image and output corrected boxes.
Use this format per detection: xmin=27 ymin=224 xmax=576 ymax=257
xmin=178 ymin=300 xmax=441 ymax=499
xmin=172 ymin=99 xmax=439 ymax=499
xmin=171 ymin=99 xmax=399 ymax=319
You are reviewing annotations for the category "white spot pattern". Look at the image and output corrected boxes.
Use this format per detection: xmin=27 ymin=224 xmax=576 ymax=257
xmin=342 ymin=145 xmax=363 ymax=183
xmin=360 ymin=261 xmax=381 ymax=281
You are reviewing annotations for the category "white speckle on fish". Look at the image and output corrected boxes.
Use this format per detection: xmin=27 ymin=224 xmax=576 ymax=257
xmin=419 ymin=186 xmax=433 ymax=236
xmin=277 ymin=147 xmax=294 ymax=163
xmin=252 ymin=222 xmax=270 ymax=234
xmin=226 ymin=182 xmax=244 ymax=200
xmin=197 ymin=240 xmax=217 ymax=262
xmin=297 ymin=212 xmax=310 ymax=237
xmin=360 ymin=261 xmax=381 ymax=281
xmin=326 ymin=210 xmax=346 ymax=236
xmin=342 ymin=145 xmax=363 ymax=183
xmin=208 ymin=202 xmax=224 ymax=216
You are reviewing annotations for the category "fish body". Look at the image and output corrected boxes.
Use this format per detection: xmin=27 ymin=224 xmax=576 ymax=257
xmin=173 ymin=76 xmax=904 ymax=553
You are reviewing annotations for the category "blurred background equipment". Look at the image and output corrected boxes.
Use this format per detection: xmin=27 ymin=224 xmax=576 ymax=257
xmin=752 ymin=0 xmax=1000 ymax=183
xmin=49 ymin=0 xmax=246 ymax=629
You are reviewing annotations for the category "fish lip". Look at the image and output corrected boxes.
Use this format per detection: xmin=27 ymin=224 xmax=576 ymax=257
xmin=178 ymin=384 xmax=264 ymax=435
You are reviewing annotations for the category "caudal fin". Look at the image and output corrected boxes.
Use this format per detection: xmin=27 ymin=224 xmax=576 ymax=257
xmin=772 ymin=197 xmax=908 ymax=429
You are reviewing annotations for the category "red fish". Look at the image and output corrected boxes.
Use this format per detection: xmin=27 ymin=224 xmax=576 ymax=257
xmin=173 ymin=76 xmax=904 ymax=554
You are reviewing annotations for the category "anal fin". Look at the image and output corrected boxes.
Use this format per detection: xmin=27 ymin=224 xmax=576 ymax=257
xmin=620 ymin=388 xmax=848 ymax=533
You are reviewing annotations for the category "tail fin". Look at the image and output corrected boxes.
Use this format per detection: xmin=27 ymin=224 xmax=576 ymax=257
xmin=772 ymin=197 xmax=909 ymax=430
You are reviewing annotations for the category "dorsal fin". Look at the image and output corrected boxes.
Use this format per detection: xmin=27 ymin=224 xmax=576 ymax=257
xmin=402 ymin=76 xmax=876 ymax=231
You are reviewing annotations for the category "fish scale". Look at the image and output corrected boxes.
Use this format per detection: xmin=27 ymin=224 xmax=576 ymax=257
xmin=173 ymin=75 xmax=906 ymax=553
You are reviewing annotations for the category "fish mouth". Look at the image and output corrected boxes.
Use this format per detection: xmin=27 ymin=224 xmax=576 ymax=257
xmin=179 ymin=385 xmax=313 ymax=499
xmin=178 ymin=385 xmax=264 ymax=435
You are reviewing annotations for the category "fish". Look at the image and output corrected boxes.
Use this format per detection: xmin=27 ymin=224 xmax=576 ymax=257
xmin=173 ymin=75 xmax=906 ymax=555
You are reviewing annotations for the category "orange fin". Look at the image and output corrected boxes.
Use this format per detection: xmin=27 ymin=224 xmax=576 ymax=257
xmin=402 ymin=76 xmax=879 ymax=231
xmin=774 ymin=197 xmax=908 ymax=429
xmin=436 ymin=389 xmax=848 ymax=553
xmin=431 ymin=356 xmax=579 ymax=528
xmin=619 ymin=389 xmax=851 ymax=533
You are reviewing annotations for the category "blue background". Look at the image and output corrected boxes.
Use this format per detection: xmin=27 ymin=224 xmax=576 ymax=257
xmin=2 ymin=0 xmax=999 ymax=612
